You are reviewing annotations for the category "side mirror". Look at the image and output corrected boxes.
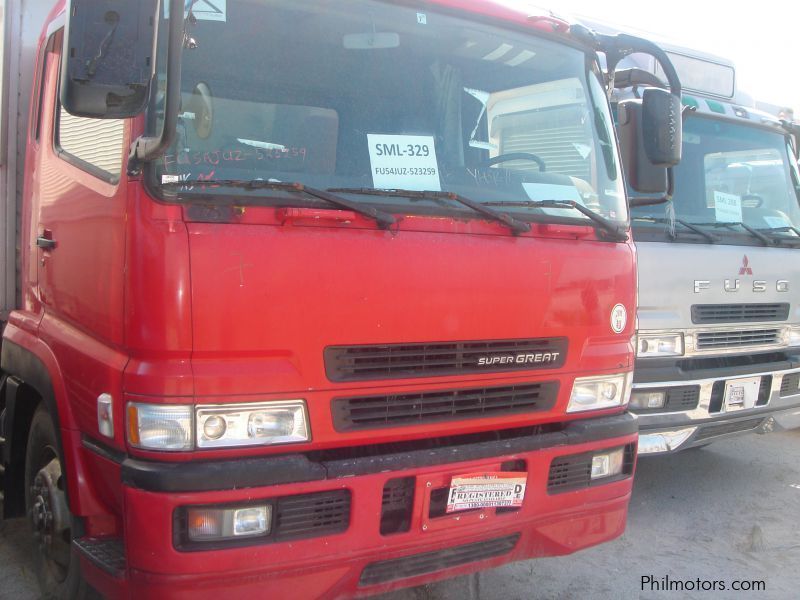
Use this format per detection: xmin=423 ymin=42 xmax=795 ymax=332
xmin=642 ymin=88 xmax=682 ymax=167
xmin=61 ymin=0 xmax=159 ymax=119
xmin=617 ymin=91 xmax=682 ymax=195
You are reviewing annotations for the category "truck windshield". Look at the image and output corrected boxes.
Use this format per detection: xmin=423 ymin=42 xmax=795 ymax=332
xmin=632 ymin=116 xmax=800 ymax=244
xmin=149 ymin=0 xmax=626 ymax=226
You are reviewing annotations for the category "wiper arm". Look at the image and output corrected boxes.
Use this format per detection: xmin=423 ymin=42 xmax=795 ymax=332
xmin=482 ymin=199 xmax=628 ymax=242
xmin=330 ymin=188 xmax=531 ymax=235
xmin=632 ymin=216 xmax=717 ymax=243
xmin=162 ymin=180 xmax=396 ymax=229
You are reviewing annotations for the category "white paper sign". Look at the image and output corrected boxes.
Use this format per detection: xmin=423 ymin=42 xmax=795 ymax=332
xmin=166 ymin=0 xmax=227 ymax=22
xmin=714 ymin=191 xmax=742 ymax=223
xmin=367 ymin=134 xmax=441 ymax=191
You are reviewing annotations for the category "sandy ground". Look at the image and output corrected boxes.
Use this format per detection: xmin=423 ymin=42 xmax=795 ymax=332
xmin=2 ymin=429 xmax=799 ymax=599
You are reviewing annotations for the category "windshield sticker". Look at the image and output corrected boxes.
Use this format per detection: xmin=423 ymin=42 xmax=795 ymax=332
xmin=573 ymin=143 xmax=592 ymax=159
xmin=713 ymin=191 xmax=743 ymax=223
xmin=367 ymin=134 xmax=441 ymax=191
xmin=166 ymin=0 xmax=227 ymax=22
xmin=522 ymin=183 xmax=584 ymax=216
xmin=764 ymin=215 xmax=790 ymax=229
xmin=417 ymin=12 xmax=427 ymax=25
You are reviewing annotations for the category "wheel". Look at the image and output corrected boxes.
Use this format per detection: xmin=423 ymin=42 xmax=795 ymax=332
xmin=482 ymin=152 xmax=546 ymax=171
xmin=25 ymin=406 xmax=90 ymax=600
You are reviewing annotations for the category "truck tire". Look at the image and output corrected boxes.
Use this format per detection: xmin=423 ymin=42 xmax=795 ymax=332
xmin=25 ymin=405 xmax=91 ymax=600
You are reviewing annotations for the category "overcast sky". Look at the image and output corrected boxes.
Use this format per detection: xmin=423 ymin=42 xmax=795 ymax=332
xmin=523 ymin=0 xmax=800 ymax=112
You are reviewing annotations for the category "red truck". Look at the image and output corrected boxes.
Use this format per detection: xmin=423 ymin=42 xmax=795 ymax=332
xmin=0 ymin=1 xmax=682 ymax=597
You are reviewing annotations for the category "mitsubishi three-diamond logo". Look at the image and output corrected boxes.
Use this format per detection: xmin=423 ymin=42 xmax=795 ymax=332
xmin=739 ymin=255 xmax=753 ymax=276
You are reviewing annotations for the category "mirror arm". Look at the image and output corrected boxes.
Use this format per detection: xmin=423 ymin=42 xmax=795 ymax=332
xmin=128 ymin=0 xmax=185 ymax=176
xmin=571 ymin=26 xmax=682 ymax=100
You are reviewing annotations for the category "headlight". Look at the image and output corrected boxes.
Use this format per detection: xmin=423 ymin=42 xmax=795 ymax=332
xmin=787 ymin=326 xmax=800 ymax=347
xmin=127 ymin=403 xmax=193 ymax=451
xmin=196 ymin=401 xmax=310 ymax=448
xmin=567 ymin=373 xmax=631 ymax=413
xmin=636 ymin=333 xmax=684 ymax=358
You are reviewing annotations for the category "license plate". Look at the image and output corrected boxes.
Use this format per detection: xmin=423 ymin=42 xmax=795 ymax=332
xmin=446 ymin=472 xmax=527 ymax=513
xmin=723 ymin=376 xmax=761 ymax=412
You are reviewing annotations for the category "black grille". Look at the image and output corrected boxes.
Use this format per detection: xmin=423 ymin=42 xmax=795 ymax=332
xmin=332 ymin=382 xmax=559 ymax=431
xmin=175 ymin=490 xmax=351 ymax=551
xmin=273 ymin=490 xmax=351 ymax=541
xmin=359 ymin=534 xmax=520 ymax=586
xmin=757 ymin=375 xmax=772 ymax=406
xmin=380 ymin=477 xmax=415 ymax=535
xmin=781 ymin=373 xmax=800 ymax=397
xmin=694 ymin=418 xmax=765 ymax=442
xmin=692 ymin=303 xmax=790 ymax=324
xmin=325 ymin=338 xmax=568 ymax=382
xmin=696 ymin=329 xmax=781 ymax=350
xmin=547 ymin=445 xmax=636 ymax=494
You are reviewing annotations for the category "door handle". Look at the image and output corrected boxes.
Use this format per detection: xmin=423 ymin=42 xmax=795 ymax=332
xmin=36 ymin=236 xmax=57 ymax=250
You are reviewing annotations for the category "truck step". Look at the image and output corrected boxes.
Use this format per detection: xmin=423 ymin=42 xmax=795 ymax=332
xmin=73 ymin=538 xmax=127 ymax=579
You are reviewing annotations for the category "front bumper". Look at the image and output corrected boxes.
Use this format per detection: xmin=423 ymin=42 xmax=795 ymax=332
xmin=82 ymin=414 xmax=636 ymax=599
xmin=632 ymin=354 xmax=800 ymax=454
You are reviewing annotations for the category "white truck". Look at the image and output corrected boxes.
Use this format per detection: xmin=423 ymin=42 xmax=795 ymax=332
xmin=612 ymin=45 xmax=800 ymax=453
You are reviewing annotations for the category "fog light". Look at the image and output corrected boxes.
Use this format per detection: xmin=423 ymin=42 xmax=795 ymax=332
xmin=233 ymin=507 xmax=269 ymax=537
xmin=630 ymin=391 xmax=667 ymax=410
xmin=591 ymin=447 xmax=625 ymax=480
xmin=187 ymin=505 xmax=271 ymax=542
xmin=202 ymin=415 xmax=227 ymax=440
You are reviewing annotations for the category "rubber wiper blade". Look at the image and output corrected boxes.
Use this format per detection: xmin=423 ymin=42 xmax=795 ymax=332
xmin=483 ymin=199 xmax=628 ymax=242
xmin=162 ymin=179 xmax=396 ymax=229
xmin=330 ymin=188 xmax=531 ymax=235
xmin=755 ymin=226 xmax=800 ymax=247
xmin=689 ymin=221 xmax=772 ymax=246
xmin=632 ymin=216 xmax=716 ymax=242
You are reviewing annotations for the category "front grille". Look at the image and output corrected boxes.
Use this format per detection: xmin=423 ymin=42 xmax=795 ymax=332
xmin=781 ymin=373 xmax=800 ymax=397
xmin=325 ymin=338 xmax=567 ymax=382
xmin=692 ymin=303 xmax=790 ymax=324
xmin=380 ymin=477 xmax=415 ymax=535
xmin=175 ymin=490 xmax=351 ymax=551
xmin=273 ymin=490 xmax=351 ymax=541
xmin=694 ymin=418 xmax=765 ymax=442
xmin=332 ymin=382 xmax=559 ymax=431
xmin=359 ymin=534 xmax=520 ymax=586
xmin=695 ymin=329 xmax=781 ymax=350
xmin=547 ymin=444 xmax=636 ymax=494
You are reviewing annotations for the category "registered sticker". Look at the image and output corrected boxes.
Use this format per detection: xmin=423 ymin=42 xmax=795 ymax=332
xmin=446 ymin=472 xmax=527 ymax=513
xmin=367 ymin=134 xmax=441 ymax=191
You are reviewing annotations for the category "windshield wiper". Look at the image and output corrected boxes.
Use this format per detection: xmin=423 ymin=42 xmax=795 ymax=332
xmin=161 ymin=180 xmax=396 ymax=229
xmin=481 ymin=199 xmax=628 ymax=242
xmin=687 ymin=221 xmax=773 ymax=246
xmin=632 ymin=216 xmax=717 ymax=243
xmin=330 ymin=188 xmax=531 ymax=235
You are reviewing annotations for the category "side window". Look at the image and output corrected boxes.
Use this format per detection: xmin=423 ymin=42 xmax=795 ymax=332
xmin=55 ymin=106 xmax=125 ymax=180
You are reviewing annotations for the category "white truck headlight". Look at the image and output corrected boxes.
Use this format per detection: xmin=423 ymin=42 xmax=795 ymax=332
xmin=196 ymin=401 xmax=310 ymax=448
xmin=637 ymin=333 xmax=684 ymax=358
xmin=568 ymin=373 xmax=631 ymax=413
xmin=127 ymin=403 xmax=193 ymax=451
xmin=787 ymin=326 xmax=800 ymax=347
